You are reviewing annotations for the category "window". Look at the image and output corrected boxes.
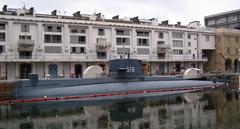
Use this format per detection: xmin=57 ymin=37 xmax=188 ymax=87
xmin=236 ymin=49 xmax=238 ymax=54
xmin=173 ymin=49 xmax=183 ymax=55
xmin=97 ymin=38 xmax=106 ymax=44
xmin=116 ymin=38 xmax=130 ymax=45
xmin=44 ymin=46 xmax=62 ymax=53
xmin=70 ymin=36 xmax=86 ymax=44
xmin=216 ymin=17 xmax=226 ymax=24
xmin=0 ymin=33 xmax=5 ymax=41
xmin=137 ymin=48 xmax=149 ymax=54
xmin=0 ymin=45 xmax=5 ymax=53
xmin=45 ymin=25 xmax=62 ymax=32
xmin=136 ymin=31 xmax=149 ymax=37
xmin=228 ymin=15 xmax=238 ymax=22
xmin=80 ymin=29 xmax=86 ymax=33
xmin=116 ymin=48 xmax=130 ymax=54
xmin=137 ymin=38 xmax=149 ymax=46
xmin=79 ymin=36 xmax=86 ymax=43
xmin=188 ymin=42 xmax=191 ymax=46
xmin=47 ymin=26 xmax=52 ymax=31
xmin=158 ymin=32 xmax=164 ymax=39
xmin=71 ymin=47 xmax=85 ymax=54
xmin=44 ymin=34 xmax=62 ymax=43
xmin=157 ymin=41 xmax=165 ymax=45
xmin=206 ymin=35 xmax=210 ymax=41
xmin=188 ymin=34 xmax=191 ymax=39
xmin=98 ymin=28 xmax=105 ymax=36
xmin=21 ymin=24 xmax=30 ymax=32
xmin=57 ymin=27 xmax=61 ymax=32
xmin=44 ymin=35 xmax=51 ymax=43
xmin=116 ymin=29 xmax=130 ymax=35
xmin=71 ymin=29 xmax=78 ymax=33
xmin=207 ymin=20 xmax=215 ymax=25
xmin=187 ymin=50 xmax=191 ymax=54
xmin=97 ymin=52 xmax=106 ymax=59
xmin=236 ymin=37 xmax=238 ymax=43
xmin=70 ymin=26 xmax=86 ymax=33
xmin=172 ymin=32 xmax=183 ymax=38
xmin=70 ymin=28 xmax=86 ymax=33
xmin=0 ymin=24 xmax=5 ymax=30
xmin=226 ymin=48 xmax=230 ymax=54
xmin=72 ymin=120 xmax=87 ymax=129
xmin=52 ymin=35 xmax=61 ymax=43
xmin=172 ymin=40 xmax=183 ymax=47
xmin=19 ymin=35 xmax=31 ymax=40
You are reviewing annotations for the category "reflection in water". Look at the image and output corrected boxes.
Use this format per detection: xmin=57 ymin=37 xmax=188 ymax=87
xmin=0 ymin=89 xmax=240 ymax=129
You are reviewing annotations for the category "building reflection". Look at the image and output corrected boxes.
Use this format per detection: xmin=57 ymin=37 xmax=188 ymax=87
xmin=0 ymin=90 xmax=240 ymax=129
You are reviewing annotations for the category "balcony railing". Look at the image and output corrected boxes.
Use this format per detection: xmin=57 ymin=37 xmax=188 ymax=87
xmin=19 ymin=55 xmax=32 ymax=59
xmin=96 ymin=39 xmax=109 ymax=52
xmin=18 ymin=39 xmax=35 ymax=51
xmin=0 ymin=54 xmax=208 ymax=62
xmin=157 ymin=44 xmax=170 ymax=49
xmin=18 ymin=39 xmax=35 ymax=45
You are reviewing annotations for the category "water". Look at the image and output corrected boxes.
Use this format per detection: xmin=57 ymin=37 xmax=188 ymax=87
xmin=0 ymin=89 xmax=240 ymax=129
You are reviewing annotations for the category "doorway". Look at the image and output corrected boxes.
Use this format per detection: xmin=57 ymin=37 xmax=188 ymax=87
xmin=159 ymin=63 xmax=165 ymax=75
xmin=175 ymin=63 xmax=181 ymax=73
xmin=20 ymin=63 xmax=32 ymax=79
xmin=49 ymin=64 xmax=58 ymax=78
xmin=74 ymin=64 xmax=82 ymax=78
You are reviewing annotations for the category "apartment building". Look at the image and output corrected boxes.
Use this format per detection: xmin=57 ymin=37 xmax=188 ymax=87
xmin=0 ymin=5 xmax=215 ymax=80
xmin=205 ymin=9 xmax=240 ymax=29
xmin=206 ymin=28 xmax=240 ymax=72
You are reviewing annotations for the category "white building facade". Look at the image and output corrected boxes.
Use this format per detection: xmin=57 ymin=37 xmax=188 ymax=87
xmin=0 ymin=6 xmax=215 ymax=80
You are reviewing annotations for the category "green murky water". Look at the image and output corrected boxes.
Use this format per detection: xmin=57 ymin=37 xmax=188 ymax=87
xmin=0 ymin=89 xmax=240 ymax=129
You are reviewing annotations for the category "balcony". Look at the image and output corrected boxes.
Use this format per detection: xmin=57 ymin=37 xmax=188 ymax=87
xmin=96 ymin=39 xmax=109 ymax=52
xmin=157 ymin=44 xmax=170 ymax=49
xmin=18 ymin=39 xmax=35 ymax=51
xmin=157 ymin=44 xmax=170 ymax=53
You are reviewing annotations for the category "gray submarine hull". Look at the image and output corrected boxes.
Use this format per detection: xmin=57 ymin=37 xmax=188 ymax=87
xmin=11 ymin=78 xmax=221 ymax=101
xmin=9 ymin=59 xmax=223 ymax=103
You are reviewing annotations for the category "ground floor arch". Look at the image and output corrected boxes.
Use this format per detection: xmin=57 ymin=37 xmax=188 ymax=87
xmin=225 ymin=58 xmax=232 ymax=71
xmin=234 ymin=59 xmax=238 ymax=72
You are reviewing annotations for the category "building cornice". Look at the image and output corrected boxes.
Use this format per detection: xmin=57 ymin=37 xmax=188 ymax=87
xmin=0 ymin=15 xmax=215 ymax=34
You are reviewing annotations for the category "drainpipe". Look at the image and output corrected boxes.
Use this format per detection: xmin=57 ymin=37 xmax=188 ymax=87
xmin=197 ymin=34 xmax=199 ymax=69
xmin=5 ymin=62 xmax=7 ymax=80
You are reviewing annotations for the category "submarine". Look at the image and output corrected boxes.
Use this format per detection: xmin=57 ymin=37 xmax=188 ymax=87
xmin=1 ymin=58 xmax=223 ymax=105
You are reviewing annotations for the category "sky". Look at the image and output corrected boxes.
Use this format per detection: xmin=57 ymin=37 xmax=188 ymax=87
xmin=0 ymin=0 xmax=239 ymax=26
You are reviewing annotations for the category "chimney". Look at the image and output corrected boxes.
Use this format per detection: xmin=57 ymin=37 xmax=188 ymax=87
xmin=161 ymin=20 xmax=168 ymax=25
xmin=177 ymin=22 xmax=181 ymax=26
xmin=130 ymin=16 xmax=140 ymax=23
xmin=29 ymin=7 xmax=34 ymax=15
xmin=112 ymin=15 xmax=119 ymax=20
xmin=2 ymin=5 xmax=7 ymax=12
xmin=96 ymin=13 xmax=101 ymax=19
xmin=51 ymin=10 xmax=57 ymax=16
xmin=149 ymin=18 xmax=156 ymax=21
xmin=73 ymin=11 xmax=81 ymax=17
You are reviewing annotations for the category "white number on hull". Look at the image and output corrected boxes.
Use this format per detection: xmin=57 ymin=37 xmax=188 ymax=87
xmin=126 ymin=67 xmax=135 ymax=73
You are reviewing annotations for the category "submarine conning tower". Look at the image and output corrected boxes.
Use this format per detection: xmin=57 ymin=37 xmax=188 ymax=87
xmin=109 ymin=59 xmax=144 ymax=79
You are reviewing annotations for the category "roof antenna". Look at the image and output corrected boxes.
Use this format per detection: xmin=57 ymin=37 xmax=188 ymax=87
xmin=23 ymin=2 xmax=26 ymax=10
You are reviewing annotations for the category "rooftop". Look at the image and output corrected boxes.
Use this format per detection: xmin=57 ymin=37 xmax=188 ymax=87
xmin=205 ymin=8 xmax=240 ymax=18
xmin=0 ymin=5 xmax=204 ymax=29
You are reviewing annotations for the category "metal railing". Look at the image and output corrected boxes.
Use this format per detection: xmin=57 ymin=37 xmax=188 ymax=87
xmin=0 ymin=54 xmax=208 ymax=62
xmin=18 ymin=39 xmax=35 ymax=45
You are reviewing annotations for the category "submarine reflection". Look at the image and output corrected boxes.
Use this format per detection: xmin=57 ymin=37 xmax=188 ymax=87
xmin=0 ymin=90 xmax=240 ymax=129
